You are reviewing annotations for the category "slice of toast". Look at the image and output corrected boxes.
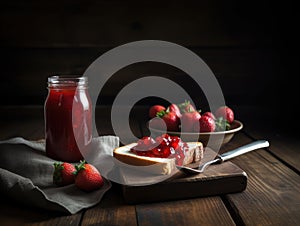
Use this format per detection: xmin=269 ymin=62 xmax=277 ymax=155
xmin=113 ymin=142 xmax=203 ymax=175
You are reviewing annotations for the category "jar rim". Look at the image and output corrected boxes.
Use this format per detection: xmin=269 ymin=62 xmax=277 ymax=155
xmin=48 ymin=75 xmax=88 ymax=87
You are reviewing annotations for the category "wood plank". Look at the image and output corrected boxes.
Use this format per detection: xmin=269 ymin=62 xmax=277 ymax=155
xmin=81 ymin=183 xmax=137 ymax=226
xmin=122 ymin=148 xmax=247 ymax=204
xmin=245 ymin=127 xmax=300 ymax=173
xmin=136 ymin=197 xmax=235 ymax=226
xmin=236 ymin=105 xmax=300 ymax=172
xmin=0 ymin=200 xmax=82 ymax=226
xmin=1 ymin=106 xmax=299 ymax=226
xmin=222 ymin=133 xmax=300 ymax=226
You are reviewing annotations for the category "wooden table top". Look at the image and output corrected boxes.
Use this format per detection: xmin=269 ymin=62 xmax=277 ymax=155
xmin=0 ymin=106 xmax=299 ymax=226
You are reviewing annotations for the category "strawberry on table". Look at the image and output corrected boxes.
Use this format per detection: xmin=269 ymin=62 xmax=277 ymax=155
xmin=74 ymin=160 xmax=104 ymax=192
xmin=53 ymin=162 xmax=76 ymax=186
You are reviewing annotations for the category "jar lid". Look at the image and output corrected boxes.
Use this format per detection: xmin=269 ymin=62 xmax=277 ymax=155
xmin=48 ymin=76 xmax=88 ymax=87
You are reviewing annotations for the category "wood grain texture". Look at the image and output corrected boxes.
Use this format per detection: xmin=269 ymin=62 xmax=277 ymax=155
xmin=122 ymin=149 xmax=247 ymax=204
xmin=136 ymin=197 xmax=235 ymax=226
xmin=222 ymin=133 xmax=300 ymax=226
xmin=0 ymin=196 xmax=82 ymax=226
xmin=244 ymin=127 xmax=300 ymax=173
xmin=82 ymin=184 xmax=137 ymax=226
xmin=0 ymin=106 xmax=299 ymax=225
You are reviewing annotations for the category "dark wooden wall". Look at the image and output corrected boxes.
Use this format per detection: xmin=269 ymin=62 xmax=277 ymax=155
xmin=0 ymin=1 xmax=295 ymax=112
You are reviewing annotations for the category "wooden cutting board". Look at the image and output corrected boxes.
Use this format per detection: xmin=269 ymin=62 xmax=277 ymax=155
xmin=122 ymin=148 xmax=247 ymax=204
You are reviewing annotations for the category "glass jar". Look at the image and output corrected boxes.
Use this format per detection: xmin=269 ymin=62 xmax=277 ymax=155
xmin=44 ymin=76 xmax=92 ymax=162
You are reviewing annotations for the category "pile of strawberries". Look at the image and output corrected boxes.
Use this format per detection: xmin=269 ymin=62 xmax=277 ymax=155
xmin=53 ymin=160 xmax=104 ymax=192
xmin=148 ymin=100 xmax=235 ymax=133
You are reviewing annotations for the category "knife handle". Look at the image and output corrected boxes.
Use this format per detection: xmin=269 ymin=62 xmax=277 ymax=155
xmin=219 ymin=140 xmax=270 ymax=162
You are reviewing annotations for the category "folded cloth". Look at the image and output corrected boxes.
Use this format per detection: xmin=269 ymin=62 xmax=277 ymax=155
xmin=0 ymin=136 xmax=119 ymax=214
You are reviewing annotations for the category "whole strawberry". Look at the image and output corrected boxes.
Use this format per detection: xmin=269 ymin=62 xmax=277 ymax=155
xmin=149 ymin=105 xmax=166 ymax=118
xmin=198 ymin=115 xmax=216 ymax=132
xmin=74 ymin=160 xmax=104 ymax=192
xmin=178 ymin=100 xmax=196 ymax=113
xmin=168 ymin=103 xmax=182 ymax=118
xmin=181 ymin=111 xmax=201 ymax=132
xmin=215 ymin=106 xmax=234 ymax=123
xmin=161 ymin=111 xmax=180 ymax=131
xmin=202 ymin=111 xmax=216 ymax=120
xmin=53 ymin=162 xmax=76 ymax=186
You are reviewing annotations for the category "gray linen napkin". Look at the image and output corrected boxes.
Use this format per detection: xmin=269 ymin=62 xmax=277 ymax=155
xmin=0 ymin=136 xmax=119 ymax=214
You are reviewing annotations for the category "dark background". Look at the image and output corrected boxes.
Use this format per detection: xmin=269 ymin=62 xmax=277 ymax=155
xmin=0 ymin=1 xmax=296 ymax=130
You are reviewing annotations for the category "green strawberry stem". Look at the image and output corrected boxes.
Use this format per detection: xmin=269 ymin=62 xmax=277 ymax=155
xmin=177 ymin=100 xmax=201 ymax=113
xmin=215 ymin=117 xmax=230 ymax=131
xmin=53 ymin=162 xmax=64 ymax=170
xmin=74 ymin=160 xmax=86 ymax=175
xmin=156 ymin=109 xmax=167 ymax=118
xmin=177 ymin=100 xmax=190 ymax=107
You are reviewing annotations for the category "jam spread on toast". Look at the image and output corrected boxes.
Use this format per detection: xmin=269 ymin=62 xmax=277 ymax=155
xmin=130 ymin=134 xmax=188 ymax=165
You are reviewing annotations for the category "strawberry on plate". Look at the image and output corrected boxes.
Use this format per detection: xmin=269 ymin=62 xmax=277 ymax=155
xmin=215 ymin=106 xmax=234 ymax=123
xmin=53 ymin=162 xmax=76 ymax=186
xmin=74 ymin=160 xmax=104 ymax=192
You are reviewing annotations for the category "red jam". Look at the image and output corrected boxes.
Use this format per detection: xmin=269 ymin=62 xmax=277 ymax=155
xmin=130 ymin=134 xmax=188 ymax=165
xmin=44 ymin=76 xmax=92 ymax=162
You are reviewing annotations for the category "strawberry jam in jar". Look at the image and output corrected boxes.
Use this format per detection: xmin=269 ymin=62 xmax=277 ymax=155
xmin=45 ymin=76 xmax=92 ymax=162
